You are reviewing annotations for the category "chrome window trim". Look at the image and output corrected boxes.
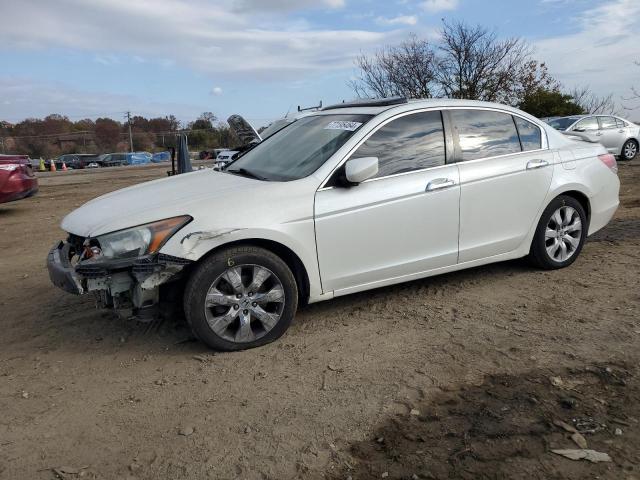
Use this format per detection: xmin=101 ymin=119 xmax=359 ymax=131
xmin=318 ymin=106 xmax=549 ymax=191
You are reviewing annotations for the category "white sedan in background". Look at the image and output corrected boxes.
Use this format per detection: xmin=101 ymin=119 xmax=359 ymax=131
xmin=48 ymin=98 xmax=619 ymax=351
xmin=547 ymin=114 xmax=639 ymax=161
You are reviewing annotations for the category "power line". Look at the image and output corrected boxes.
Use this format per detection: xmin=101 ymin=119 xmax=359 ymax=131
xmin=125 ymin=111 xmax=134 ymax=153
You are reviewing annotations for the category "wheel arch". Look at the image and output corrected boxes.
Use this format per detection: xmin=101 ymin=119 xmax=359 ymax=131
xmin=192 ymin=238 xmax=311 ymax=306
xmin=559 ymin=189 xmax=591 ymax=223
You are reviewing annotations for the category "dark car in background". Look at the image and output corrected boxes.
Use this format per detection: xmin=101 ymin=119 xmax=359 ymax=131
xmin=99 ymin=152 xmax=152 ymax=167
xmin=51 ymin=153 xmax=102 ymax=169
xmin=0 ymin=155 xmax=38 ymax=204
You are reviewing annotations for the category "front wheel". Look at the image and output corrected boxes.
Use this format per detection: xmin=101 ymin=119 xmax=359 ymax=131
xmin=184 ymin=245 xmax=298 ymax=351
xmin=528 ymin=195 xmax=587 ymax=270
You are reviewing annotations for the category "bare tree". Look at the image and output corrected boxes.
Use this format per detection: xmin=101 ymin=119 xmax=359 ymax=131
xmin=570 ymin=86 xmax=617 ymax=114
xmin=349 ymin=21 xmax=550 ymax=107
xmin=349 ymin=34 xmax=438 ymax=99
xmin=435 ymin=20 xmax=530 ymax=103
xmin=622 ymin=60 xmax=640 ymax=111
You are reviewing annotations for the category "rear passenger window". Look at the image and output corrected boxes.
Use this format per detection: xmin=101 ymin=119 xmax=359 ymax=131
xmin=352 ymin=111 xmax=445 ymax=178
xmin=616 ymin=118 xmax=626 ymax=128
xmin=514 ymin=117 xmax=542 ymax=151
xmin=450 ymin=109 xmax=521 ymax=161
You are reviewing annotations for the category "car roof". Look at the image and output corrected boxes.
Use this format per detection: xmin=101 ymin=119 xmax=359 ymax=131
xmin=312 ymin=98 xmax=545 ymax=119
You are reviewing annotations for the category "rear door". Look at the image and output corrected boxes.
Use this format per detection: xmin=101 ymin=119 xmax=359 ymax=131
xmin=450 ymin=109 xmax=553 ymax=263
xmin=598 ymin=116 xmax=626 ymax=154
xmin=315 ymin=110 xmax=460 ymax=294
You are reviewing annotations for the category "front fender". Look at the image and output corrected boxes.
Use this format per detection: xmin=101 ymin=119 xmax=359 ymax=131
xmin=159 ymin=222 xmax=325 ymax=301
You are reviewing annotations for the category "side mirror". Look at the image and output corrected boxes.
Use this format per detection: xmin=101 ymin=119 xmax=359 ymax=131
xmin=572 ymin=127 xmax=585 ymax=132
xmin=345 ymin=156 xmax=379 ymax=184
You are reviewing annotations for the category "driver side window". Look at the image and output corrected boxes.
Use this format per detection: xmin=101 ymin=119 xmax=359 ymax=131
xmin=573 ymin=117 xmax=599 ymax=131
xmin=351 ymin=111 xmax=446 ymax=179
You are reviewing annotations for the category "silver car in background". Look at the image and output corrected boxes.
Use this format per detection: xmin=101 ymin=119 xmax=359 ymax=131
xmin=547 ymin=115 xmax=639 ymax=161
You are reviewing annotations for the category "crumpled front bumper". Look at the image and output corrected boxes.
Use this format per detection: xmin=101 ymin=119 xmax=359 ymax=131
xmin=46 ymin=239 xmax=193 ymax=316
xmin=47 ymin=241 xmax=84 ymax=294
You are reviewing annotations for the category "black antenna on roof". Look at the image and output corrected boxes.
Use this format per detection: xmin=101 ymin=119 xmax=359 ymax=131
xmin=297 ymin=101 xmax=322 ymax=112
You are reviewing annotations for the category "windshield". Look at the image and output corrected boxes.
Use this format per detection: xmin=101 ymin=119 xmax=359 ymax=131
xmin=228 ymin=114 xmax=372 ymax=181
xmin=548 ymin=117 xmax=580 ymax=131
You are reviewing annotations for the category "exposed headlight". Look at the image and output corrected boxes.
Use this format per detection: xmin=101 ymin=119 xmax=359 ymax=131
xmin=96 ymin=216 xmax=191 ymax=260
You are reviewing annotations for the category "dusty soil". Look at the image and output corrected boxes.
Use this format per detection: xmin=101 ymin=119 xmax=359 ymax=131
xmin=0 ymin=162 xmax=639 ymax=480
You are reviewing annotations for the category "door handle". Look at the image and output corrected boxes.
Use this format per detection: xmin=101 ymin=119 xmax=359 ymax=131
xmin=426 ymin=178 xmax=455 ymax=191
xmin=595 ymin=132 xmax=603 ymax=136
xmin=526 ymin=159 xmax=549 ymax=170
xmin=619 ymin=129 xmax=625 ymax=133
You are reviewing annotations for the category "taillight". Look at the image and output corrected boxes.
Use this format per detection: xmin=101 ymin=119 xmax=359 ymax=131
xmin=598 ymin=153 xmax=617 ymax=173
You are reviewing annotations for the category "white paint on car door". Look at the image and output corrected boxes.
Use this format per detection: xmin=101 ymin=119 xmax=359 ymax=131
xmin=315 ymin=166 xmax=460 ymax=293
xmin=598 ymin=116 xmax=626 ymax=154
xmin=449 ymin=108 xmax=554 ymax=263
xmin=457 ymin=151 xmax=554 ymax=262
xmin=314 ymin=109 xmax=460 ymax=294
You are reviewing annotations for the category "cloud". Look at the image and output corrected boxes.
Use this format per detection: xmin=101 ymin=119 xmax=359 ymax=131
xmin=233 ymin=0 xmax=344 ymax=11
xmin=0 ymin=77 xmax=202 ymax=123
xmin=420 ymin=0 xmax=459 ymax=13
xmin=376 ymin=15 xmax=418 ymax=26
xmin=534 ymin=0 xmax=640 ymax=107
xmin=211 ymin=86 xmax=223 ymax=96
xmin=0 ymin=0 xmax=396 ymax=79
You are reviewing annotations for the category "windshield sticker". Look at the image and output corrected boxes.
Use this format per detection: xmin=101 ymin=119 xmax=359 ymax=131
xmin=324 ymin=121 xmax=362 ymax=131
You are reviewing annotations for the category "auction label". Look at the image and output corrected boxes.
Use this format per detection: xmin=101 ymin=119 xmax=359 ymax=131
xmin=324 ymin=121 xmax=363 ymax=131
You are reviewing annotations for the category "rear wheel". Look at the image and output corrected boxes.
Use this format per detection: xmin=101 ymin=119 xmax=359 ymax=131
xmin=184 ymin=245 xmax=298 ymax=351
xmin=621 ymin=139 xmax=638 ymax=161
xmin=529 ymin=195 xmax=587 ymax=269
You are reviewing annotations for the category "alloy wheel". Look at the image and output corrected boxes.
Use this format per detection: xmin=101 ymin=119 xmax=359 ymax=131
xmin=545 ymin=206 xmax=582 ymax=262
xmin=203 ymin=264 xmax=285 ymax=343
xmin=623 ymin=140 xmax=637 ymax=160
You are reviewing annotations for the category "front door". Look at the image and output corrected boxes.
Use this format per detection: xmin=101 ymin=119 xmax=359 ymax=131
xmin=314 ymin=110 xmax=460 ymax=294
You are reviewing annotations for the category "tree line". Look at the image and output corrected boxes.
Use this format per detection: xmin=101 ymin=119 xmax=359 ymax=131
xmin=0 ymin=112 xmax=237 ymax=159
xmin=349 ymin=20 xmax=617 ymax=118
xmin=2 ymin=20 xmax=632 ymax=159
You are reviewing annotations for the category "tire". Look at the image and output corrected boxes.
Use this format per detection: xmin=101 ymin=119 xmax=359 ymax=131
xmin=528 ymin=195 xmax=587 ymax=270
xmin=621 ymin=139 xmax=638 ymax=161
xmin=183 ymin=245 xmax=298 ymax=351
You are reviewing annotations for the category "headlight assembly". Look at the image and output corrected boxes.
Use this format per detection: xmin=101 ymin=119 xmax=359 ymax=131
xmin=95 ymin=216 xmax=191 ymax=260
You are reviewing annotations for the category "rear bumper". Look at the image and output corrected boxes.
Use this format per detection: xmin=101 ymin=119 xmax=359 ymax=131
xmin=47 ymin=241 xmax=84 ymax=294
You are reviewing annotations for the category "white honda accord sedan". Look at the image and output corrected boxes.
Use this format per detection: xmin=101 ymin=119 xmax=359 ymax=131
xmin=48 ymin=98 xmax=620 ymax=350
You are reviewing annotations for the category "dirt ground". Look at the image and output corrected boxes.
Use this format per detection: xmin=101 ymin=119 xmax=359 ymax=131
xmin=0 ymin=161 xmax=638 ymax=480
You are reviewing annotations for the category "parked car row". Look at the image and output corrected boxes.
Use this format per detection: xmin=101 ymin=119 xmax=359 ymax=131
xmin=543 ymin=115 xmax=639 ymax=161
xmin=30 ymin=151 xmax=173 ymax=170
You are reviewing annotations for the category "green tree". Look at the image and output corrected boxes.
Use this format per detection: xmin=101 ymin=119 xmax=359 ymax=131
xmin=518 ymin=88 xmax=585 ymax=118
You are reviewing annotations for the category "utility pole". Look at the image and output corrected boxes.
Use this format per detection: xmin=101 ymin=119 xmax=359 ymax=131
xmin=125 ymin=111 xmax=133 ymax=152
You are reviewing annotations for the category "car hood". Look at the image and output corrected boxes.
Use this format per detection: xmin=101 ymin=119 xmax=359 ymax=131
xmin=61 ymin=169 xmax=268 ymax=237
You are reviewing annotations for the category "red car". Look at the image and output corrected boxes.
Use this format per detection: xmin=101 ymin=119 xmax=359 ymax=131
xmin=0 ymin=155 xmax=38 ymax=204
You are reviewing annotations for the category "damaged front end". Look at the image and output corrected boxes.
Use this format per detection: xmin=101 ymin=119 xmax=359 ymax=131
xmin=47 ymin=216 xmax=192 ymax=320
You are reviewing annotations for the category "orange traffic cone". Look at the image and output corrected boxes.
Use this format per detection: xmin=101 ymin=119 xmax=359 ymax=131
xmin=50 ymin=160 xmax=57 ymax=172
xmin=61 ymin=161 xmax=68 ymax=171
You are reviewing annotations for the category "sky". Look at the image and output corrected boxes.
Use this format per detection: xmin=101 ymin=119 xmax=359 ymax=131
xmin=0 ymin=0 xmax=639 ymax=127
